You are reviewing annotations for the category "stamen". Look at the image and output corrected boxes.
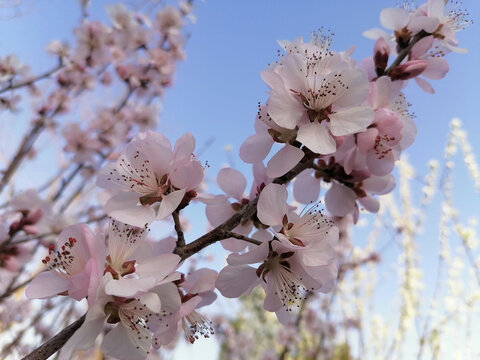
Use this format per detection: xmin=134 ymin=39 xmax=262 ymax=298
xmin=182 ymin=310 xmax=214 ymax=344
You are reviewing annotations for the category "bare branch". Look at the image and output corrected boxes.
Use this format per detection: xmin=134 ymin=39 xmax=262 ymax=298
xmin=21 ymin=314 xmax=86 ymax=360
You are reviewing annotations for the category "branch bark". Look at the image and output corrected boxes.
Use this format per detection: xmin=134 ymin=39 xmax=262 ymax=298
xmin=21 ymin=314 xmax=86 ymax=360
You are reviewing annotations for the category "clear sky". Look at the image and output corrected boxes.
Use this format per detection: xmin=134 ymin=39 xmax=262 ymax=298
xmin=0 ymin=0 xmax=479 ymax=358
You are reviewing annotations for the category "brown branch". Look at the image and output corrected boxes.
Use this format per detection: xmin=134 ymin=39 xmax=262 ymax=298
xmin=222 ymin=231 xmax=262 ymax=246
xmin=21 ymin=314 xmax=86 ymax=360
xmin=172 ymin=210 xmax=185 ymax=247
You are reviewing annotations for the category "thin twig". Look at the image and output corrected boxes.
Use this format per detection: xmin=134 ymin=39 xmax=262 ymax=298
xmin=0 ymin=59 xmax=63 ymax=95
xmin=0 ymin=275 xmax=34 ymax=301
xmin=0 ymin=231 xmax=57 ymax=251
xmin=50 ymin=163 xmax=85 ymax=202
xmin=222 ymin=231 xmax=262 ymax=246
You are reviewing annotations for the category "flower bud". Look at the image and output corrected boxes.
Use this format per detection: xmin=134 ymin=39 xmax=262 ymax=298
xmin=374 ymin=37 xmax=390 ymax=76
xmin=389 ymin=60 xmax=428 ymax=80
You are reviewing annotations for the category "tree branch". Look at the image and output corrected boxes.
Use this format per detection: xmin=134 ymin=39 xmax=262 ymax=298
xmin=21 ymin=314 xmax=86 ymax=360
xmin=172 ymin=210 xmax=185 ymax=247
xmin=222 ymin=231 xmax=262 ymax=246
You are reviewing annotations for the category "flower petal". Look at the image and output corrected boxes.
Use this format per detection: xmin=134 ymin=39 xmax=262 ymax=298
xmin=329 ymin=106 xmax=374 ymax=136
xmin=216 ymin=265 xmax=259 ymax=298
xmin=173 ymin=132 xmax=195 ymax=160
xmin=102 ymin=323 xmax=148 ymax=360
xmin=257 ymin=183 xmax=287 ymax=226
xmin=156 ymin=189 xmax=186 ymax=220
xmin=380 ymin=8 xmax=410 ymax=30
xmin=136 ymin=253 xmax=181 ymax=281
xmin=266 ymin=144 xmax=304 ymax=178
xmin=217 ymin=168 xmax=247 ymax=199
xmin=422 ymin=57 xmax=449 ymax=80
xmin=105 ymin=277 xmax=157 ymax=297
xmin=227 ymin=241 xmax=270 ymax=265
xmin=105 ymin=192 xmax=155 ymax=227
xmin=261 ymin=70 xmax=304 ymax=130
xmin=292 ymin=170 xmax=321 ymax=204
xmin=25 ymin=271 xmax=69 ymax=299
xmin=415 ymin=77 xmax=435 ymax=94
xmin=297 ymin=122 xmax=336 ymax=155
xmin=239 ymin=132 xmax=274 ymax=163
xmin=325 ymin=183 xmax=357 ymax=217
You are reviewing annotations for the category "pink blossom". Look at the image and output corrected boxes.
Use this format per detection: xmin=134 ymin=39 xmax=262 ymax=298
xmin=74 ymin=21 xmax=111 ymax=67
xmin=325 ymin=174 xmax=395 ymax=219
xmin=62 ymin=123 xmax=102 ymax=163
xmin=216 ymin=240 xmax=337 ymax=324
xmin=0 ymin=55 xmax=29 ymax=83
xmin=156 ymin=268 xmax=218 ymax=345
xmin=25 ymin=224 xmax=106 ymax=303
xmin=261 ymin=37 xmax=374 ymax=155
xmin=239 ymin=104 xmax=299 ymax=177
xmin=257 ymin=183 xmax=338 ymax=268
xmin=418 ymin=0 xmax=470 ymax=53
xmin=59 ymin=273 xmax=182 ymax=360
xmin=101 ymin=219 xmax=181 ymax=298
xmin=97 ymin=130 xmax=204 ymax=227
xmin=409 ymin=36 xmax=450 ymax=93
xmin=364 ymin=1 xmax=470 ymax=57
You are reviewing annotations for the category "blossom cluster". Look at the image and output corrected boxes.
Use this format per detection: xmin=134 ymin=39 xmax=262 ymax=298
xmin=240 ymin=0 xmax=468 ymax=221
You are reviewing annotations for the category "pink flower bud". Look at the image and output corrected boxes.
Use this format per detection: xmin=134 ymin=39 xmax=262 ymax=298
xmin=389 ymin=60 xmax=428 ymax=80
xmin=26 ymin=208 xmax=43 ymax=225
xmin=374 ymin=37 xmax=390 ymax=76
xmin=115 ymin=64 xmax=131 ymax=80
